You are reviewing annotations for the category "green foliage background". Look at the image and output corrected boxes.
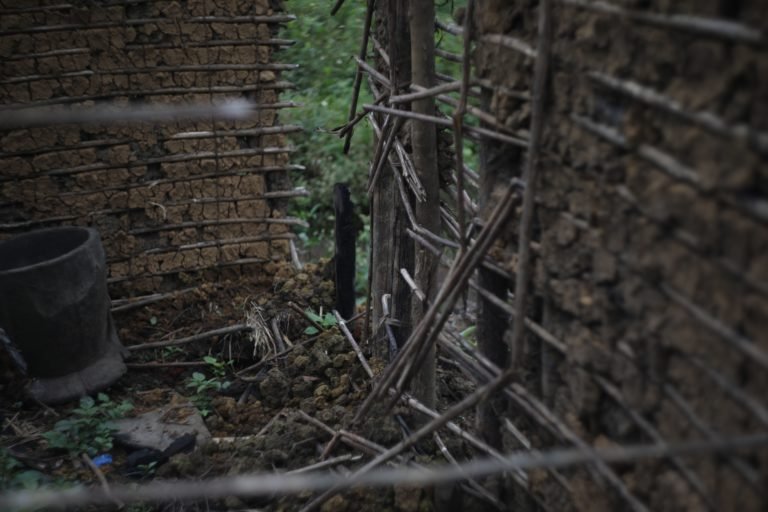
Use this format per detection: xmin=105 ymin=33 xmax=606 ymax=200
xmin=280 ymin=0 xmax=466 ymax=293
xmin=282 ymin=1 xmax=373 ymax=253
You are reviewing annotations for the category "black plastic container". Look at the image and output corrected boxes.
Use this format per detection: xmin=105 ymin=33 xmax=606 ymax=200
xmin=0 ymin=227 xmax=126 ymax=403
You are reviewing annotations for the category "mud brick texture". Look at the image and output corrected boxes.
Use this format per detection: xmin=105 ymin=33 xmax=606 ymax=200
xmin=473 ymin=1 xmax=768 ymax=510
xmin=0 ymin=0 xmax=297 ymax=297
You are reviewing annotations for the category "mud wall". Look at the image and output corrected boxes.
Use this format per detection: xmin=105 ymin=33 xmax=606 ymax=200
xmin=474 ymin=0 xmax=767 ymax=510
xmin=0 ymin=0 xmax=298 ymax=297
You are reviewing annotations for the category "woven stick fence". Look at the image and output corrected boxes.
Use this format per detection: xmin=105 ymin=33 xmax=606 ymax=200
xmin=1 ymin=0 xmax=767 ymax=511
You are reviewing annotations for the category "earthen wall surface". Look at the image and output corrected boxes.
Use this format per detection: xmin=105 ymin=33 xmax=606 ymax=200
xmin=474 ymin=0 xmax=768 ymax=510
xmin=0 ymin=0 xmax=297 ymax=297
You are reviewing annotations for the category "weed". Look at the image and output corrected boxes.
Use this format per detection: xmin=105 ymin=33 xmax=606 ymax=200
xmin=303 ymin=308 xmax=338 ymax=335
xmin=42 ymin=393 xmax=133 ymax=457
xmin=185 ymin=356 xmax=231 ymax=417
xmin=160 ymin=346 xmax=184 ymax=360
xmin=460 ymin=325 xmax=477 ymax=346
xmin=0 ymin=448 xmax=44 ymax=491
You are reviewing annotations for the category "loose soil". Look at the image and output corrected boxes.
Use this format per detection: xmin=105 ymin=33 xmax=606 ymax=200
xmin=0 ymin=259 xmax=482 ymax=512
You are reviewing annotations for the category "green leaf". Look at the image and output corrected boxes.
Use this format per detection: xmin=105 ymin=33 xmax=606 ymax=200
xmin=14 ymin=470 xmax=43 ymax=490
xmin=322 ymin=313 xmax=337 ymax=327
xmin=305 ymin=310 xmax=322 ymax=323
xmin=304 ymin=326 xmax=319 ymax=335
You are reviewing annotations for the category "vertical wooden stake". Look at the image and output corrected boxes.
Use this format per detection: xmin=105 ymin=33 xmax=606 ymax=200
xmin=409 ymin=0 xmax=440 ymax=411
xmin=334 ymin=184 xmax=356 ymax=320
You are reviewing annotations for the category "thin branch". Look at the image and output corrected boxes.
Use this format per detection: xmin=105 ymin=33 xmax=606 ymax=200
xmin=509 ymin=0 xmax=553 ymax=367
xmin=127 ymin=325 xmax=253 ymax=352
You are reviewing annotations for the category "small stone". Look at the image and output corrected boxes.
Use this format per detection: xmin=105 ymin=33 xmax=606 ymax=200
xmin=332 ymin=353 xmax=347 ymax=368
xmin=321 ymin=494 xmax=348 ymax=512
xmin=293 ymin=354 xmax=310 ymax=370
xmin=314 ymin=384 xmax=331 ymax=399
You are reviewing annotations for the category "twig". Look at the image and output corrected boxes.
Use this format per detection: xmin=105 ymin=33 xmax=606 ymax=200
xmin=333 ymin=310 xmax=373 ymax=379
xmin=271 ymin=318 xmax=286 ymax=354
xmin=508 ymin=0 xmax=553 ymax=367
xmin=289 ymin=239 xmax=303 ymax=271
xmin=320 ymin=311 xmax=376 ymax=460
xmin=434 ymin=433 xmax=504 ymax=511
xmin=235 ymin=335 xmax=320 ymax=379
xmin=330 ymin=0 xmax=347 ymax=16
xmin=81 ymin=453 xmax=123 ymax=509
xmin=342 ymin=0 xmax=375 ymax=153
xmin=286 ymin=454 xmax=363 ymax=475
xmin=127 ymin=325 xmax=253 ymax=351
xmin=257 ymin=409 xmax=287 ymax=437
xmin=399 ymin=268 xmax=426 ymax=302
xmin=363 ymin=104 xmax=528 ymax=147
xmin=452 ymin=0 xmax=476 ymax=254
xmin=288 ymin=302 xmax=323 ymax=333
xmin=560 ymin=0 xmax=763 ymax=44
xmin=126 ymin=361 xmax=210 ymax=369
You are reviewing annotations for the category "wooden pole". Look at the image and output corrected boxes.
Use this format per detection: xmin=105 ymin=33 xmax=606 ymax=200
xmin=408 ymin=0 xmax=439 ymax=411
xmin=334 ymin=184 xmax=357 ymax=320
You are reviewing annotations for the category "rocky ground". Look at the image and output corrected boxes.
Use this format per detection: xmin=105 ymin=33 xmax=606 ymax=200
xmin=0 ymin=260 xmax=484 ymax=512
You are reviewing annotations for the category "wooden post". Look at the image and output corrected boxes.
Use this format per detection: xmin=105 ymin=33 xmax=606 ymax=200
xmin=370 ymin=0 xmax=412 ymax=358
xmin=408 ymin=0 xmax=439 ymax=410
xmin=333 ymin=183 xmax=356 ymax=320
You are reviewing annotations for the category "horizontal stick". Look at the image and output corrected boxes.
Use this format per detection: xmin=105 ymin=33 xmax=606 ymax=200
xmin=0 ymin=3 xmax=71 ymax=14
xmin=127 ymin=324 xmax=253 ymax=351
xmin=0 ymin=15 xmax=297 ymax=36
xmin=107 ymin=257 xmax=268 ymax=284
xmin=170 ymin=124 xmax=303 ymax=139
xmin=126 ymin=361 xmax=209 ymax=369
xmin=4 ymin=47 xmax=89 ymax=61
xmin=0 ymin=215 xmax=78 ymax=231
xmin=363 ymin=104 xmax=527 ymax=147
xmin=124 ymin=38 xmax=296 ymax=51
xmin=572 ymin=115 xmax=768 ymax=224
xmin=0 ymin=137 xmax=133 ymax=159
xmin=480 ymin=33 xmax=537 ymax=59
xmin=588 ymin=71 xmax=768 ymax=155
xmin=137 ymin=233 xmax=296 ymax=257
xmin=32 ymin=146 xmax=296 ymax=180
xmin=129 ymin=217 xmax=308 ymax=235
xmin=560 ymin=0 xmax=763 ymax=44
xmin=111 ymin=285 xmax=205 ymax=312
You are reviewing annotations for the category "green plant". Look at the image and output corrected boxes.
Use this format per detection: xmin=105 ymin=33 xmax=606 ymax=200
xmin=0 ymin=448 xmax=44 ymax=491
xmin=281 ymin=1 xmax=373 ymax=253
xmin=281 ymin=0 xmax=475 ymax=317
xmin=460 ymin=325 xmax=477 ymax=346
xmin=185 ymin=357 xmax=231 ymax=417
xmin=160 ymin=345 xmax=184 ymax=360
xmin=303 ymin=308 xmax=338 ymax=335
xmin=202 ymin=355 xmax=229 ymax=381
xmin=42 ymin=394 xmax=133 ymax=457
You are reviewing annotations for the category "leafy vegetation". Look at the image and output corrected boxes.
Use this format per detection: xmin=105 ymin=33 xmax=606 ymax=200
xmin=185 ymin=356 xmax=232 ymax=417
xmin=281 ymin=1 xmax=467 ymax=297
xmin=0 ymin=448 xmax=44 ymax=491
xmin=303 ymin=308 xmax=338 ymax=335
xmin=42 ymin=393 xmax=133 ymax=457
xmin=282 ymin=1 xmax=373 ymax=253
